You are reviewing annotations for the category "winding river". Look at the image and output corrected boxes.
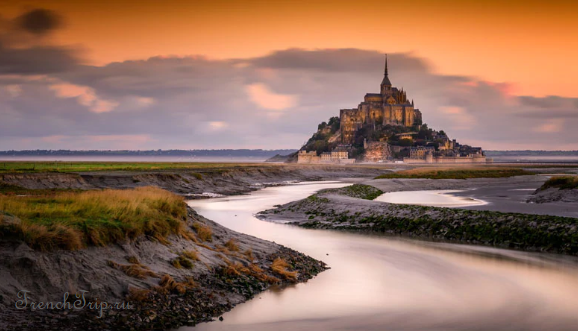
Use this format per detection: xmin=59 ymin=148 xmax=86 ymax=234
xmin=183 ymin=181 xmax=578 ymax=331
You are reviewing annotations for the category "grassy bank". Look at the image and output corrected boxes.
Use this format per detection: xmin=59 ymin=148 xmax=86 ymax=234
xmin=539 ymin=176 xmax=578 ymax=190
xmin=0 ymin=187 xmax=192 ymax=250
xmin=0 ymin=161 xmax=275 ymax=173
xmin=375 ymin=167 xmax=535 ymax=179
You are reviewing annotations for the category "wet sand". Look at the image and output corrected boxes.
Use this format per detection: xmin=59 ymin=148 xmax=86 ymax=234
xmin=367 ymin=175 xmax=578 ymax=218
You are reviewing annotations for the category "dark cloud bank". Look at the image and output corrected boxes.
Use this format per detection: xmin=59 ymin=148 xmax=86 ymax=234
xmin=0 ymin=12 xmax=576 ymax=149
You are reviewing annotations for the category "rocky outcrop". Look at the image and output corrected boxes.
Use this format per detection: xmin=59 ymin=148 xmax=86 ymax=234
xmin=363 ymin=141 xmax=391 ymax=162
xmin=527 ymin=188 xmax=578 ymax=204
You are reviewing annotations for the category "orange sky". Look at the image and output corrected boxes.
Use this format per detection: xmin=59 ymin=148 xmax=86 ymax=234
xmin=3 ymin=0 xmax=578 ymax=97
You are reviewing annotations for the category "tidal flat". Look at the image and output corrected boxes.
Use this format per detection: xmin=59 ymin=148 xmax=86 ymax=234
xmin=1 ymin=162 xmax=577 ymax=330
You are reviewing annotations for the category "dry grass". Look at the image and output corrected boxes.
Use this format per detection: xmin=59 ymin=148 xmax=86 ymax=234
xmin=248 ymin=264 xmax=279 ymax=284
xmin=244 ymin=248 xmax=254 ymax=262
xmin=126 ymin=287 xmax=152 ymax=302
xmin=192 ymin=222 xmax=213 ymax=242
xmin=180 ymin=250 xmax=200 ymax=261
xmin=171 ymin=256 xmax=194 ymax=269
xmin=154 ymin=274 xmax=196 ymax=295
xmin=220 ymin=259 xmax=280 ymax=284
xmin=223 ymin=261 xmax=251 ymax=277
xmin=540 ymin=176 xmax=578 ymax=190
xmin=224 ymin=238 xmax=240 ymax=252
xmin=0 ymin=187 xmax=189 ymax=251
xmin=126 ymin=256 xmax=140 ymax=264
xmin=271 ymin=257 xmax=298 ymax=281
xmin=215 ymin=245 xmax=231 ymax=255
xmin=107 ymin=260 xmax=158 ymax=279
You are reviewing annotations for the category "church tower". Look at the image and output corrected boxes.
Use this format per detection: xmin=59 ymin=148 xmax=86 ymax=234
xmin=380 ymin=54 xmax=392 ymax=95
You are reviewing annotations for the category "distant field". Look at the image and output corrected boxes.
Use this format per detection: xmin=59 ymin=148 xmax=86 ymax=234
xmin=0 ymin=161 xmax=276 ymax=173
xmin=375 ymin=167 xmax=536 ymax=179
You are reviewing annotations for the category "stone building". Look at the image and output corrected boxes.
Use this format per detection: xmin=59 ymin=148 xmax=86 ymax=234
xmin=297 ymin=150 xmax=320 ymax=164
xmin=340 ymin=55 xmax=422 ymax=144
xmin=297 ymin=146 xmax=354 ymax=164
xmin=409 ymin=146 xmax=435 ymax=159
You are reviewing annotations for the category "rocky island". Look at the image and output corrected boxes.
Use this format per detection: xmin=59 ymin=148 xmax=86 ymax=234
xmin=288 ymin=56 xmax=488 ymax=165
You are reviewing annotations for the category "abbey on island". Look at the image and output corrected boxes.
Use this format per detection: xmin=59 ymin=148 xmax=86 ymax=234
xmin=340 ymin=55 xmax=421 ymax=144
xmin=297 ymin=55 xmax=488 ymax=164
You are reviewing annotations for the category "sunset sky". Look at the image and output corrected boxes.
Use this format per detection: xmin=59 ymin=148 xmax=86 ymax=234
xmin=1 ymin=0 xmax=577 ymax=150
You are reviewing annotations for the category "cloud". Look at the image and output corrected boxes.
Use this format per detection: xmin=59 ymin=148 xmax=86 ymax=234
xmin=0 ymin=8 xmax=80 ymax=75
xmin=49 ymin=82 xmax=118 ymax=113
xmin=1 ymin=48 xmax=577 ymax=150
xmin=208 ymin=121 xmax=228 ymax=130
xmin=519 ymin=96 xmax=578 ymax=109
xmin=438 ymin=106 xmax=475 ymax=131
xmin=0 ymin=43 xmax=81 ymax=74
xmin=5 ymin=84 xmax=22 ymax=97
xmin=15 ymin=9 xmax=63 ymax=35
xmin=534 ymin=119 xmax=564 ymax=133
xmin=246 ymin=83 xmax=297 ymax=110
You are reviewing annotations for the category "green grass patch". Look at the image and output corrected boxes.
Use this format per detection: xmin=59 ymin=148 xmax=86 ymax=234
xmin=0 ymin=161 xmax=276 ymax=174
xmin=539 ymin=176 xmax=578 ymax=190
xmin=306 ymin=194 xmax=330 ymax=203
xmin=375 ymin=168 xmax=535 ymax=179
xmin=0 ymin=186 xmax=193 ymax=251
xmin=322 ymin=184 xmax=383 ymax=200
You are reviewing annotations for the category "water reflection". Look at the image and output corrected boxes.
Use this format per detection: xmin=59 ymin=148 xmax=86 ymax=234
xmin=183 ymin=182 xmax=578 ymax=331
xmin=374 ymin=190 xmax=486 ymax=207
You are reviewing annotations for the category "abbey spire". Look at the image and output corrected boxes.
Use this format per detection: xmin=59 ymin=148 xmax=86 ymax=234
xmin=380 ymin=54 xmax=392 ymax=93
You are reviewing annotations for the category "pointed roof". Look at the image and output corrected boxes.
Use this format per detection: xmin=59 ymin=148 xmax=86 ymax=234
xmin=381 ymin=54 xmax=392 ymax=87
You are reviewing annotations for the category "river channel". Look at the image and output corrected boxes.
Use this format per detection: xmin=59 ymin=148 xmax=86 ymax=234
xmin=184 ymin=181 xmax=578 ymax=331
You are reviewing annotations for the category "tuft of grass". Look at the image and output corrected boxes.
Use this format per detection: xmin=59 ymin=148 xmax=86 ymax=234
xmin=180 ymin=250 xmax=199 ymax=261
xmin=191 ymin=173 xmax=203 ymax=180
xmin=375 ymin=167 xmax=535 ymax=179
xmin=154 ymin=274 xmax=196 ymax=295
xmin=271 ymin=257 xmax=298 ymax=281
xmin=108 ymin=260 xmax=158 ymax=279
xmin=539 ymin=176 xmax=578 ymax=190
xmin=171 ymin=256 xmax=194 ymax=269
xmin=223 ymin=261 xmax=246 ymax=277
xmin=248 ymin=263 xmax=279 ymax=284
xmin=192 ymin=222 xmax=213 ymax=242
xmin=126 ymin=287 xmax=152 ymax=302
xmin=244 ymin=248 xmax=254 ymax=262
xmin=0 ymin=186 xmax=189 ymax=251
xmin=216 ymin=245 xmax=231 ymax=255
xmin=0 ymin=221 xmax=86 ymax=251
xmin=126 ymin=256 xmax=140 ymax=264
xmin=224 ymin=238 xmax=240 ymax=252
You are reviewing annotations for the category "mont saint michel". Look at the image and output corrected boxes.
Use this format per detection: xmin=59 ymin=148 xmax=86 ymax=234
xmin=2 ymin=2 xmax=578 ymax=331
xmin=298 ymin=56 xmax=487 ymax=164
